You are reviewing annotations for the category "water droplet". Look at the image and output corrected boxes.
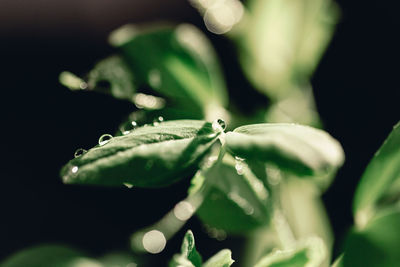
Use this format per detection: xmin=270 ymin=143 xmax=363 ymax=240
xmin=71 ymin=166 xmax=79 ymax=173
xmin=120 ymin=121 xmax=137 ymax=135
xmin=142 ymin=230 xmax=166 ymax=254
xmin=124 ymin=183 xmax=134 ymax=188
xmin=74 ymin=148 xmax=87 ymax=158
xmin=235 ymin=162 xmax=244 ymax=175
xmin=98 ymin=134 xmax=113 ymax=146
xmin=152 ymin=116 xmax=164 ymax=126
xmin=174 ymin=201 xmax=195 ymax=221
xmin=148 ymin=69 xmax=162 ymax=88
xmin=212 ymin=118 xmax=226 ymax=132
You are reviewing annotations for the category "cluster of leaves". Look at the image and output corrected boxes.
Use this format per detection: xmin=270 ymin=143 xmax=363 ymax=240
xmin=2 ymin=0 xmax=400 ymax=266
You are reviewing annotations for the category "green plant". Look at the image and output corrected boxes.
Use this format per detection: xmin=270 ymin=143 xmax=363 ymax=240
xmin=2 ymin=1 xmax=399 ymax=266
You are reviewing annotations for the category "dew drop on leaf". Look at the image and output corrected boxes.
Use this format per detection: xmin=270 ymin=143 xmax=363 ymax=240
xmin=120 ymin=121 xmax=138 ymax=135
xmin=152 ymin=116 xmax=164 ymax=126
xmin=212 ymin=119 xmax=226 ymax=132
xmin=74 ymin=148 xmax=87 ymax=158
xmin=71 ymin=166 xmax=79 ymax=173
xmin=98 ymin=134 xmax=113 ymax=146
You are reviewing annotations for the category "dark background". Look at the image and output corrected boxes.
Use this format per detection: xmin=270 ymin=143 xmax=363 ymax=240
xmin=1 ymin=0 xmax=399 ymax=264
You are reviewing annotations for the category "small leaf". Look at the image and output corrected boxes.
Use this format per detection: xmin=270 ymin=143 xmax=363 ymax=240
xmin=343 ymin=208 xmax=400 ymax=267
xmin=254 ymin=237 xmax=326 ymax=267
xmin=109 ymin=23 xmax=228 ymax=119
xmin=202 ymin=249 xmax=234 ymax=267
xmin=195 ymin=153 xmax=272 ymax=234
xmin=225 ymin=123 xmax=344 ymax=177
xmin=0 ymin=245 xmax=101 ymax=267
xmin=61 ymin=120 xmax=221 ymax=188
xmin=60 ymin=55 xmax=136 ymax=101
xmin=86 ymin=55 xmax=136 ymax=101
xmin=169 ymin=230 xmax=202 ymax=267
xmin=353 ymin=121 xmax=400 ymax=226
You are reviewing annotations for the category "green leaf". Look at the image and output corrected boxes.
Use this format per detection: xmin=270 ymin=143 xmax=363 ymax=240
xmin=195 ymin=153 xmax=272 ymax=234
xmin=343 ymin=208 xmax=400 ymax=267
xmin=254 ymin=237 xmax=326 ymax=267
xmin=203 ymin=249 xmax=234 ymax=267
xmin=61 ymin=120 xmax=221 ymax=188
xmin=353 ymin=121 xmax=400 ymax=227
xmin=0 ymin=245 xmax=101 ymax=267
xmin=225 ymin=123 xmax=344 ymax=178
xmin=169 ymin=230 xmax=202 ymax=267
xmin=60 ymin=55 xmax=136 ymax=102
xmin=109 ymin=23 xmax=228 ymax=119
xmin=235 ymin=0 xmax=338 ymax=99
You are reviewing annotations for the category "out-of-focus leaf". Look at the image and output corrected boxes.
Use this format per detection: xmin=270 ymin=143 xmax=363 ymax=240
xmin=61 ymin=120 xmax=221 ymax=188
xmin=353 ymin=121 xmax=400 ymax=227
xmin=169 ymin=230 xmax=202 ymax=267
xmin=235 ymin=0 xmax=338 ymax=99
xmin=225 ymin=123 xmax=344 ymax=178
xmin=195 ymin=153 xmax=272 ymax=234
xmin=202 ymin=249 xmax=234 ymax=267
xmin=0 ymin=245 xmax=101 ymax=267
xmin=254 ymin=237 xmax=326 ymax=267
xmin=85 ymin=55 xmax=136 ymax=101
xmin=343 ymin=208 xmax=400 ymax=267
xmin=108 ymin=23 xmax=228 ymax=119
xmin=59 ymin=56 xmax=136 ymax=101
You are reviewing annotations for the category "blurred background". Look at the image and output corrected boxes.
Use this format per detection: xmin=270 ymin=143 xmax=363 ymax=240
xmin=1 ymin=0 xmax=399 ymax=264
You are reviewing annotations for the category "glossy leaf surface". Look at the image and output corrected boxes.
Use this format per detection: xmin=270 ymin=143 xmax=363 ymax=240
xmin=61 ymin=120 xmax=220 ymax=188
xmin=353 ymin=121 xmax=400 ymax=226
xmin=225 ymin=123 xmax=344 ymax=177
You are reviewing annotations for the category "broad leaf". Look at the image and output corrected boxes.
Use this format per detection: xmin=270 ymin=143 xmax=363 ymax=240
xmin=169 ymin=230 xmax=202 ymax=267
xmin=225 ymin=123 xmax=344 ymax=178
xmin=203 ymin=249 xmax=234 ymax=267
xmin=195 ymin=153 xmax=272 ymax=234
xmin=353 ymin=121 xmax=400 ymax=226
xmin=254 ymin=237 xmax=326 ymax=267
xmin=0 ymin=245 xmax=101 ymax=267
xmin=109 ymin=23 xmax=228 ymax=119
xmin=343 ymin=208 xmax=400 ymax=267
xmin=61 ymin=120 xmax=221 ymax=188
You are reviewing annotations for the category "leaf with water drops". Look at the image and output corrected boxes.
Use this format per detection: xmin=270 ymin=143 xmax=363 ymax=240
xmin=108 ymin=23 xmax=228 ymax=119
xmin=342 ymin=208 xmax=400 ymax=267
xmin=0 ymin=245 xmax=101 ymax=267
xmin=202 ymin=249 xmax=234 ymax=267
xmin=254 ymin=237 xmax=326 ymax=267
xmin=194 ymin=153 xmax=272 ymax=234
xmin=353 ymin=121 xmax=400 ymax=227
xmin=225 ymin=123 xmax=344 ymax=178
xmin=61 ymin=120 xmax=222 ymax=188
xmin=169 ymin=230 xmax=202 ymax=267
